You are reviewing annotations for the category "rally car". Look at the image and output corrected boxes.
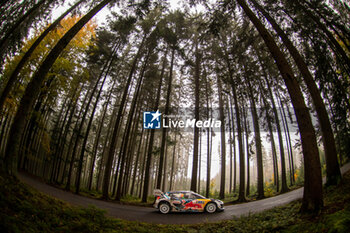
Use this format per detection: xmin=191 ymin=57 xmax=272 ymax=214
xmin=153 ymin=190 xmax=224 ymax=214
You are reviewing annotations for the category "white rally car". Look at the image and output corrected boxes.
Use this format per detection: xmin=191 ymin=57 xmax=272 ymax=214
xmin=153 ymin=190 xmax=224 ymax=214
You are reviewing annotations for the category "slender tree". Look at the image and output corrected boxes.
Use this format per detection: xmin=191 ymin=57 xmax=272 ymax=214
xmin=217 ymin=76 xmax=226 ymax=199
xmin=0 ymin=0 xmax=86 ymax=111
xmin=236 ymin=0 xmax=323 ymax=212
xmin=250 ymin=0 xmax=341 ymax=186
xmin=2 ymin=0 xmax=113 ymax=175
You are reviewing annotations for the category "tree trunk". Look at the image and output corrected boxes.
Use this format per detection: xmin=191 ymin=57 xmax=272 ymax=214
xmin=75 ymin=52 xmax=116 ymax=194
xmin=88 ymin=80 xmax=115 ymax=190
xmin=157 ymin=47 xmax=173 ymax=189
xmin=76 ymin=39 xmax=121 ymax=193
xmin=205 ymin=75 xmax=212 ymax=198
xmin=228 ymin=99 xmax=233 ymax=194
xmin=250 ymin=0 xmax=341 ymax=186
xmin=243 ymin=105 xmax=250 ymax=197
xmin=246 ymin=76 xmax=264 ymax=199
xmin=259 ymin=80 xmax=279 ymax=191
xmin=229 ymin=96 xmax=237 ymax=193
xmin=56 ymin=94 xmax=80 ymax=184
xmin=139 ymin=129 xmax=150 ymax=198
xmin=190 ymin=44 xmax=201 ymax=193
xmin=237 ymin=0 xmax=323 ymax=212
xmin=141 ymin=47 xmax=167 ymax=201
xmin=130 ymin=128 xmax=144 ymax=195
xmin=217 ymin=76 xmax=226 ymax=200
xmin=169 ymin=133 xmax=177 ymax=191
xmin=116 ymin=48 xmax=150 ymax=200
xmin=3 ymin=0 xmax=112 ymax=175
xmin=278 ymin=96 xmax=294 ymax=186
xmin=50 ymin=97 xmax=71 ymax=182
xmin=0 ymin=0 xmax=85 ymax=111
xmin=122 ymin=109 xmax=141 ymax=196
xmin=255 ymin=49 xmax=289 ymax=193
xmin=222 ymin=44 xmax=245 ymax=201
xmin=102 ymin=34 xmax=146 ymax=199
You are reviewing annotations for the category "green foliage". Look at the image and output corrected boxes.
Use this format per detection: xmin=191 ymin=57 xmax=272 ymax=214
xmin=119 ymin=194 xmax=153 ymax=207
xmin=295 ymin=167 xmax=305 ymax=186
xmin=325 ymin=207 xmax=350 ymax=233
xmin=263 ymin=181 xmax=277 ymax=198
xmin=79 ymin=188 xmax=102 ymax=199
xmin=77 ymin=189 xmax=154 ymax=207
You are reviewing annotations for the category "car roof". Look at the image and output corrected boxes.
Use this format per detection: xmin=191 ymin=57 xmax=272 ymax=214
xmin=167 ymin=191 xmax=193 ymax=193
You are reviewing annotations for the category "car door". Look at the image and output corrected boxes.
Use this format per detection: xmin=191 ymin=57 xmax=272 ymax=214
xmin=192 ymin=193 xmax=208 ymax=211
xmin=169 ymin=192 xmax=183 ymax=211
xmin=183 ymin=193 xmax=203 ymax=212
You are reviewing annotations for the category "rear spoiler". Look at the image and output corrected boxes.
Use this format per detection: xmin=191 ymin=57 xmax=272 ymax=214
xmin=153 ymin=189 xmax=164 ymax=196
xmin=153 ymin=189 xmax=170 ymax=199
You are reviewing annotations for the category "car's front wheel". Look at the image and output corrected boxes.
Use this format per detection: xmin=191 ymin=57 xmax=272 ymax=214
xmin=159 ymin=202 xmax=171 ymax=214
xmin=205 ymin=202 xmax=217 ymax=213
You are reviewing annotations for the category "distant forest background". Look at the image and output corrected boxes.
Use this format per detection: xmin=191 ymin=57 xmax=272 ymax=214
xmin=0 ymin=0 xmax=349 ymax=213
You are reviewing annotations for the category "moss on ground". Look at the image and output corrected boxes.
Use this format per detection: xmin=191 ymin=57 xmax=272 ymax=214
xmin=1 ymin=171 xmax=350 ymax=232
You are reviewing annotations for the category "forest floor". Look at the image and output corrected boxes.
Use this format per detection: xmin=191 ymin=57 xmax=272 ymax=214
xmin=13 ymin=163 xmax=350 ymax=224
xmin=0 ymin=164 xmax=349 ymax=232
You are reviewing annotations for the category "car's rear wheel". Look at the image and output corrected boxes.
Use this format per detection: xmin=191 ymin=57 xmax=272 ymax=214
xmin=205 ymin=202 xmax=217 ymax=213
xmin=159 ymin=202 xmax=170 ymax=214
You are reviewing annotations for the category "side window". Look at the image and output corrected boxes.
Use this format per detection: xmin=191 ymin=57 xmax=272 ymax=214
xmin=170 ymin=193 xmax=181 ymax=199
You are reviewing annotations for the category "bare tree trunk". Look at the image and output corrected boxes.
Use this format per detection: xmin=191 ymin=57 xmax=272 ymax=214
xmin=3 ymin=0 xmax=112 ymax=175
xmin=250 ymin=0 xmax=341 ymax=186
xmin=243 ymin=106 xmax=250 ymax=197
xmin=116 ymin=48 xmax=150 ymax=200
xmin=198 ymin=132 xmax=201 ymax=193
xmin=157 ymin=47 xmax=174 ymax=189
xmin=217 ymin=76 xmax=226 ymax=199
xmin=87 ymin=82 xmax=115 ymax=190
xmin=246 ymin=74 xmax=264 ymax=199
xmin=169 ymin=133 xmax=177 ymax=191
xmin=259 ymin=80 xmax=279 ymax=191
xmin=102 ymin=34 xmax=146 ymax=199
xmin=227 ymin=98 xmax=233 ymax=194
xmin=191 ymin=44 xmax=201 ymax=193
xmin=130 ymin=128 xmax=144 ymax=195
xmin=205 ymin=74 xmax=212 ymax=197
xmin=229 ymin=97 xmax=237 ymax=193
xmin=278 ymin=96 xmax=294 ymax=186
xmin=237 ymin=0 xmax=323 ymax=212
xmin=141 ymin=47 xmax=167 ymax=201
xmin=260 ymin=65 xmax=289 ymax=193
xmin=222 ymin=45 xmax=246 ymax=201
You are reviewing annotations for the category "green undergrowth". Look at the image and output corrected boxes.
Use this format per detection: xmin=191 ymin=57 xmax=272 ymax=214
xmin=53 ymin=183 xmax=154 ymax=207
xmin=1 ymin=171 xmax=350 ymax=233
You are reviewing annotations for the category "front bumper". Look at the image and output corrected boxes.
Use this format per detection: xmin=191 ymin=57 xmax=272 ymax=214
xmin=217 ymin=203 xmax=225 ymax=211
xmin=214 ymin=200 xmax=225 ymax=211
